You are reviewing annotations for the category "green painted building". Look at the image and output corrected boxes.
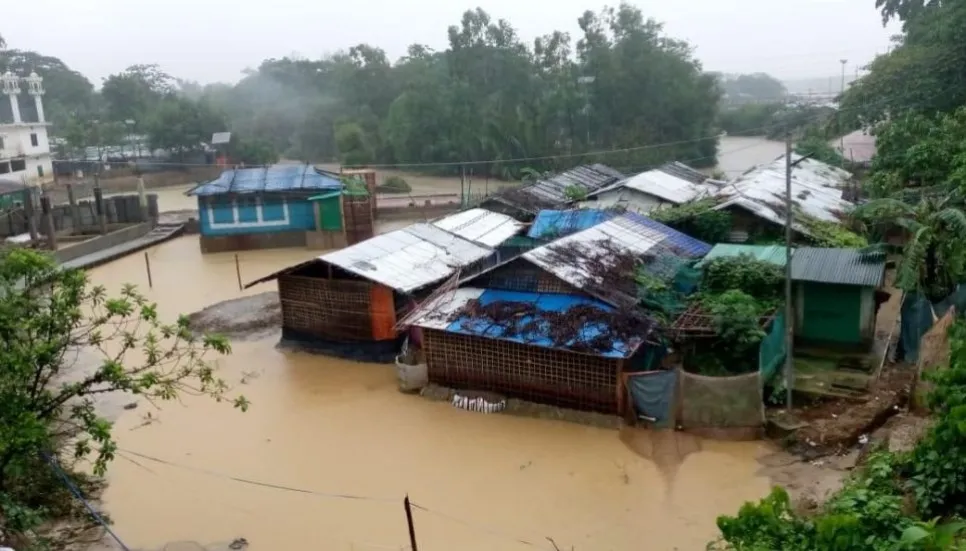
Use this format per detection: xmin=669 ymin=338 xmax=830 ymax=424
xmin=790 ymin=247 xmax=886 ymax=347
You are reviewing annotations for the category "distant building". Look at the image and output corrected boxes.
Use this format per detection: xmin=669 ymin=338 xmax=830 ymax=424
xmin=0 ymin=71 xmax=52 ymax=186
xmin=187 ymin=164 xmax=367 ymax=253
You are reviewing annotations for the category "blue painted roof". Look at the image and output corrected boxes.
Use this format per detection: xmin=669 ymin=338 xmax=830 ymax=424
xmin=188 ymin=165 xmax=343 ymax=196
xmin=621 ymin=212 xmax=712 ymax=258
xmin=527 ymin=209 xmax=615 ymax=239
xmin=444 ymin=289 xmax=636 ymax=358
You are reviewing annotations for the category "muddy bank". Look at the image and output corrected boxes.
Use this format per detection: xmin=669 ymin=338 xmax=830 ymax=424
xmin=186 ymin=292 xmax=281 ymax=341
xmin=769 ymin=363 xmax=917 ymax=458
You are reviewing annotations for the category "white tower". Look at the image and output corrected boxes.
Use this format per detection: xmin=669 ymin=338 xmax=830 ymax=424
xmin=24 ymin=72 xmax=44 ymax=123
xmin=1 ymin=71 xmax=21 ymax=123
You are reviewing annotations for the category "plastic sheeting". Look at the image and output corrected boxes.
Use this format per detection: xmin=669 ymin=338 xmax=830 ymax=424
xmin=901 ymin=285 xmax=966 ymax=363
xmin=626 ymin=370 xmax=677 ymax=428
xmin=759 ymin=312 xmax=786 ymax=385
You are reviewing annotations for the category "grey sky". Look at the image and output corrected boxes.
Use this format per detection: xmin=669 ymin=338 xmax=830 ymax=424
xmin=7 ymin=0 xmax=896 ymax=85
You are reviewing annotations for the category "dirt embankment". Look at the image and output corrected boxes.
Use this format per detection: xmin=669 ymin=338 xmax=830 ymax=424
xmin=187 ymin=292 xmax=281 ymax=341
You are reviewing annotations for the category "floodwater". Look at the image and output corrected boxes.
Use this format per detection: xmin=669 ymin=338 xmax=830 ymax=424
xmin=145 ymin=136 xmax=785 ymax=216
xmin=87 ymin=236 xmax=774 ymax=551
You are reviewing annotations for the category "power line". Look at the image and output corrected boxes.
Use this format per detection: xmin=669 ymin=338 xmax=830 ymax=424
xmin=118 ymin=448 xmax=398 ymax=503
xmin=43 ymin=452 xmax=132 ymax=551
xmin=116 ymin=448 xmax=557 ymax=551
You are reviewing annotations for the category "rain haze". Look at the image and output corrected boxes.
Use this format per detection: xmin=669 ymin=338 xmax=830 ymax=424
xmin=6 ymin=0 xmax=896 ymax=84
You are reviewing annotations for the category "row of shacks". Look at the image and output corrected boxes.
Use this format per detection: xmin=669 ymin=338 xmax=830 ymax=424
xmin=243 ymin=156 xmax=888 ymax=436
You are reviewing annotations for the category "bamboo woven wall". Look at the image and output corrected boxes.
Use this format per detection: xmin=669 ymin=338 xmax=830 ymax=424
xmin=278 ymin=275 xmax=377 ymax=341
xmin=423 ymin=328 xmax=619 ymax=413
xmin=343 ymin=195 xmax=374 ymax=245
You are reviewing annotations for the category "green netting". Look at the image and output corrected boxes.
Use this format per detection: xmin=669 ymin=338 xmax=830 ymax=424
xmin=758 ymin=312 xmax=786 ymax=385
xmin=679 ymin=369 xmax=764 ymax=429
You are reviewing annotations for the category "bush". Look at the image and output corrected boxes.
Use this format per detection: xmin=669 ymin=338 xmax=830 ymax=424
xmin=377 ymin=175 xmax=412 ymax=193
xmin=702 ymin=255 xmax=784 ymax=303
xmin=649 ymin=199 xmax=733 ymax=244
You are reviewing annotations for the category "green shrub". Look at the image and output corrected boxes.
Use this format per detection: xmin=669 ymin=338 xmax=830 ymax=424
xmin=377 ymin=175 xmax=412 ymax=193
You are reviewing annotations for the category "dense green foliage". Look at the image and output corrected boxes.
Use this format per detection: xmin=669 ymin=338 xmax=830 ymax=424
xmin=718 ymin=103 xmax=783 ymax=137
xmin=649 ymin=199 xmax=733 ymax=244
xmin=701 ymin=255 xmax=784 ymax=303
xmin=377 ymin=175 xmax=412 ymax=193
xmin=863 ymin=108 xmax=966 ymax=198
xmin=715 ymin=73 xmax=787 ymax=104
xmin=38 ymin=5 xmax=721 ymax=175
xmin=856 ymin=195 xmax=966 ymax=300
xmin=839 ymin=0 xmax=966 ymax=128
xmin=0 ymin=249 xmax=244 ymax=547
xmin=713 ymin=320 xmax=966 ymax=550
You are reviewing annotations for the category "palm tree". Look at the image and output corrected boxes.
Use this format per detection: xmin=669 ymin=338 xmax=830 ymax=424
xmin=857 ymin=194 xmax=966 ymax=301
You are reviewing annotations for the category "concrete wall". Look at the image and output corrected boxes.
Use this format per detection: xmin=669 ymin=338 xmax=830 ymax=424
xmin=199 ymin=229 xmax=307 ymax=253
xmin=0 ymin=193 xmax=158 ymax=238
xmin=53 ymin=222 xmax=154 ymax=264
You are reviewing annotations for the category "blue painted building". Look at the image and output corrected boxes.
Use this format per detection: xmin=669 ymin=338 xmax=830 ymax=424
xmin=188 ymin=164 xmax=344 ymax=252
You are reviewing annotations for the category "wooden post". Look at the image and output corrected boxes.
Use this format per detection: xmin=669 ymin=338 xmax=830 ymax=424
xmin=615 ymin=359 xmax=625 ymax=417
xmin=403 ymin=495 xmax=418 ymax=551
xmin=93 ymin=186 xmax=107 ymax=235
xmin=23 ymin=188 xmax=38 ymax=241
xmin=40 ymin=195 xmax=57 ymax=251
xmin=66 ymin=183 xmax=81 ymax=232
xmin=144 ymin=252 xmax=153 ymax=289
xmin=235 ymin=253 xmax=242 ymax=291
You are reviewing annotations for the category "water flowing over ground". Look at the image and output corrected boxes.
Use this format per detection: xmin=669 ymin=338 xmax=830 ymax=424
xmin=143 ymin=136 xmax=786 ymax=216
xmin=84 ymin=237 xmax=775 ymax=551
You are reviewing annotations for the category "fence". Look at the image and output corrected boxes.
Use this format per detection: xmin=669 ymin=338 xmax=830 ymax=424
xmin=0 ymin=193 xmax=158 ymax=238
xmin=623 ymin=313 xmax=786 ymax=438
xmin=423 ymin=328 xmax=621 ymax=413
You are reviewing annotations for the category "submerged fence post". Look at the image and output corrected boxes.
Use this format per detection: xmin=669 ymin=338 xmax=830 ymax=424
xmin=144 ymin=252 xmax=153 ymax=289
xmin=235 ymin=253 xmax=242 ymax=291
xmin=403 ymin=495 xmax=418 ymax=551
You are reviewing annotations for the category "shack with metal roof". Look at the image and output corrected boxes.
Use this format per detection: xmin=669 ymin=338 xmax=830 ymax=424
xmin=790 ymin=247 xmax=887 ymax=346
xmin=478 ymin=164 xmax=623 ymax=221
xmin=404 ymin=287 xmax=656 ymax=414
xmin=712 ymin=154 xmax=854 ymax=243
xmin=187 ymin=164 xmax=349 ymax=252
xmin=581 ymin=162 xmax=724 ymax=214
xmin=243 ymin=220 xmax=518 ymax=362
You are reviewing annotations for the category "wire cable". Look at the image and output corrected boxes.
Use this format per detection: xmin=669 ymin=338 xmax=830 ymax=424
xmin=42 ymin=451 xmax=132 ymax=551
xmin=408 ymin=501 xmax=555 ymax=551
xmin=118 ymin=448 xmax=398 ymax=503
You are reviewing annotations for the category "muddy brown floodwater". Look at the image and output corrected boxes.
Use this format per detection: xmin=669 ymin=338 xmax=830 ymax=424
xmin=86 ymin=237 xmax=773 ymax=551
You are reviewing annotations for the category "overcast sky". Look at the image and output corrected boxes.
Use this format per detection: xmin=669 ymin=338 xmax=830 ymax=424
xmin=5 ymin=0 xmax=897 ymax=85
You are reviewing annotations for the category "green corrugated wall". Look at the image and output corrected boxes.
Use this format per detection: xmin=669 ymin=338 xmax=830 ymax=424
xmin=799 ymin=282 xmax=863 ymax=344
xmin=317 ymin=195 xmax=343 ymax=231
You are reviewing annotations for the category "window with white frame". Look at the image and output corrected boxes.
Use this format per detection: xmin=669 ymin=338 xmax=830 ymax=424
xmin=206 ymin=195 xmax=291 ymax=229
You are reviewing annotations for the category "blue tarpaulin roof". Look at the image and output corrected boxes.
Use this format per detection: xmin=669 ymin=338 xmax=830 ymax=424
xmin=188 ymin=165 xmax=343 ymax=196
xmin=527 ymin=209 xmax=615 ymax=239
xmin=621 ymin=212 xmax=712 ymax=258
xmin=444 ymin=289 xmax=636 ymax=358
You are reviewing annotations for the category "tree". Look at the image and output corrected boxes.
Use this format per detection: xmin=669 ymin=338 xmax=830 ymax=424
xmin=144 ymin=95 xmax=223 ymax=159
xmin=794 ymin=128 xmax=845 ymax=168
xmin=856 ymin=194 xmax=966 ymax=300
xmin=717 ymin=72 xmax=787 ymax=103
xmin=863 ymin=108 xmax=966 ymax=197
xmin=101 ymin=64 xmax=175 ymax=123
xmin=0 ymin=249 xmax=244 ymax=547
xmin=839 ymin=0 xmax=966 ymax=127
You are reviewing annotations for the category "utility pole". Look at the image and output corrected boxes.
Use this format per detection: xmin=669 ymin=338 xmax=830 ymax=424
xmin=839 ymin=59 xmax=848 ymax=94
xmin=784 ymin=132 xmax=794 ymax=411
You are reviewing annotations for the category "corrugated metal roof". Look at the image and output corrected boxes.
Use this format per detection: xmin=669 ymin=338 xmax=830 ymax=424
xmin=492 ymin=164 xmax=624 ymax=212
xmin=712 ymin=154 xmax=854 ymax=236
xmin=188 ymin=164 xmax=343 ymax=196
xmin=697 ymin=244 xmax=791 ymax=267
xmin=621 ymin=166 xmax=716 ymax=205
xmin=621 ymin=213 xmax=712 ymax=258
xmin=791 ymin=247 xmax=886 ymax=287
xmin=412 ymin=288 xmax=637 ymax=358
xmin=524 ymin=214 xmax=672 ymax=290
xmin=527 ymin=209 xmax=614 ymax=239
xmin=406 ymin=287 xmax=486 ymax=330
xmin=431 ymin=208 xmax=523 ymax=247
xmin=320 ymin=223 xmax=493 ymax=292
